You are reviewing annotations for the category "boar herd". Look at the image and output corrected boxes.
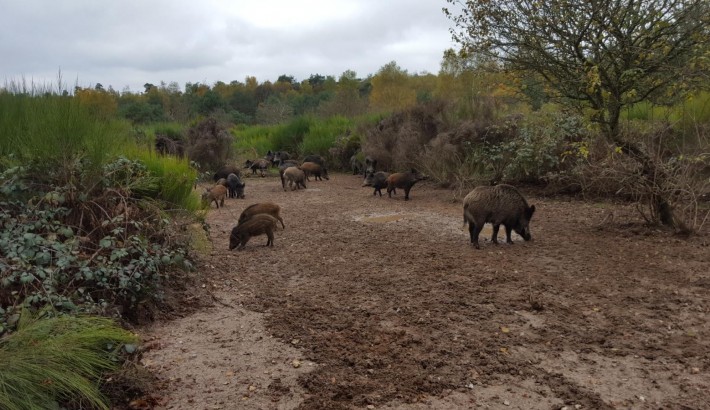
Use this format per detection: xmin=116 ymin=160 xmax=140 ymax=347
xmin=202 ymin=152 xmax=536 ymax=251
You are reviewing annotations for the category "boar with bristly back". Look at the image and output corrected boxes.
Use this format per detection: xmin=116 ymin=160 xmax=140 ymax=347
xmin=300 ymin=161 xmax=329 ymax=181
xmin=213 ymin=165 xmax=241 ymax=182
xmin=302 ymin=154 xmax=325 ymax=166
xmin=201 ymin=184 xmax=228 ymax=208
xmin=245 ymin=159 xmax=270 ymax=176
xmin=278 ymin=160 xmax=300 ymax=189
xmin=238 ymin=202 xmax=285 ymax=229
xmin=462 ymin=184 xmax=536 ymax=249
xmin=227 ymin=173 xmax=245 ymax=199
xmin=229 ymin=214 xmax=279 ymax=250
xmin=273 ymin=151 xmax=291 ymax=166
xmin=386 ymin=169 xmax=427 ymax=201
xmin=283 ymin=166 xmax=307 ymax=191
xmin=362 ymin=171 xmax=391 ymax=197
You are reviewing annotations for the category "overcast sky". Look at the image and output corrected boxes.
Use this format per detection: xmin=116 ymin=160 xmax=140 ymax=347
xmin=1 ymin=0 xmax=457 ymax=93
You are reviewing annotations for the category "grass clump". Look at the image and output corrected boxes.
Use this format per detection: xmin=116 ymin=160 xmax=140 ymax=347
xmin=0 ymin=311 xmax=137 ymax=410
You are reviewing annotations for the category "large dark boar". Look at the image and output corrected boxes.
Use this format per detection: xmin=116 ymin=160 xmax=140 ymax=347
xmin=284 ymin=166 xmax=307 ymax=191
xmin=213 ymin=165 xmax=241 ymax=181
xmin=264 ymin=150 xmax=275 ymax=165
xmin=462 ymin=184 xmax=536 ymax=249
xmin=386 ymin=169 xmax=427 ymax=201
xmin=229 ymin=214 xmax=279 ymax=250
xmin=278 ymin=160 xmax=300 ymax=189
xmin=273 ymin=151 xmax=291 ymax=166
xmin=201 ymin=184 xmax=228 ymax=208
xmin=300 ymin=161 xmax=329 ymax=181
xmin=238 ymin=202 xmax=285 ymax=229
xmin=362 ymin=171 xmax=391 ymax=197
xmin=227 ymin=173 xmax=245 ymax=199
xmin=245 ymin=159 xmax=270 ymax=176
xmin=302 ymin=154 xmax=325 ymax=166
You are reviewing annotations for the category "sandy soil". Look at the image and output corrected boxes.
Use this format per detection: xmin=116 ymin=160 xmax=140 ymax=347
xmin=139 ymin=172 xmax=709 ymax=410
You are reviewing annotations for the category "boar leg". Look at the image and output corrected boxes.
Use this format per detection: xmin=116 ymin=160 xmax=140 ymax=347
xmin=266 ymin=230 xmax=274 ymax=247
xmin=491 ymin=224 xmax=501 ymax=244
xmin=404 ymin=186 xmax=411 ymax=201
xmin=469 ymin=222 xmax=482 ymax=249
xmin=505 ymin=225 xmax=514 ymax=244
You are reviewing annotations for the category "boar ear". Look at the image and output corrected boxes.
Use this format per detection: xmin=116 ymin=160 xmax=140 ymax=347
xmin=527 ymin=205 xmax=536 ymax=218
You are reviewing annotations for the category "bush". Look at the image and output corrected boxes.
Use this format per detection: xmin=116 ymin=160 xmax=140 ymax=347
xmin=185 ymin=117 xmax=233 ymax=171
xmin=299 ymin=116 xmax=352 ymax=160
xmin=361 ymin=101 xmax=447 ymax=171
xmin=0 ymin=158 xmax=194 ymax=332
xmin=0 ymin=311 xmax=136 ymax=410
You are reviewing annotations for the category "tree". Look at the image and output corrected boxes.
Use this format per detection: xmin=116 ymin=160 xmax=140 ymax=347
xmin=444 ymin=0 xmax=709 ymax=228
xmin=256 ymin=95 xmax=294 ymax=125
xmin=444 ymin=0 xmax=708 ymax=138
xmin=370 ymin=61 xmax=417 ymax=112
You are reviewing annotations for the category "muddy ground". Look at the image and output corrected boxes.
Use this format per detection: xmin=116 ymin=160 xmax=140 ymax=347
xmin=139 ymin=172 xmax=709 ymax=410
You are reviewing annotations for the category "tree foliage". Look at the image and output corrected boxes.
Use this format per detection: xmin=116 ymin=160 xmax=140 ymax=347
xmin=444 ymin=0 xmax=710 ymax=138
xmin=370 ymin=61 xmax=417 ymax=112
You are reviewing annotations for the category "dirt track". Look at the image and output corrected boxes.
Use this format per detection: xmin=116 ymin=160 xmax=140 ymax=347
xmin=141 ymin=172 xmax=710 ymax=409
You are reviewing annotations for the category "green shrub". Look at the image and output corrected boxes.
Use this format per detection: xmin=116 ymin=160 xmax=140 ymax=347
xmin=0 ymin=160 xmax=194 ymax=332
xmin=299 ymin=116 xmax=352 ymax=157
xmin=0 ymin=93 xmax=133 ymax=180
xmin=0 ymin=311 xmax=136 ymax=410
xmin=271 ymin=116 xmax=312 ymax=153
xmin=232 ymin=124 xmax=274 ymax=157
xmin=128 ymin=150 xmax=201 ymax=211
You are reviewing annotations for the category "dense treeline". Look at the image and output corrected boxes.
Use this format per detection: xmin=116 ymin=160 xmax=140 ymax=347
xmin=68 ymin=61 xmax=439 ymax=126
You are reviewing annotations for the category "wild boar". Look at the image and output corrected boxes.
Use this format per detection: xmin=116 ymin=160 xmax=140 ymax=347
xmin=245 ymin=159 xmax=270 ymax=176
xmin=284 ymin=166 xmax=307 ymax=191
xmin=302 ymin=154 xmax=325 ymax=166
xmin=227 ymin=173 xmax=245 ymax=199
xmin=300 ymin=161 xmax=329 ymax=181
xmin=278 ymin=160 xmax=300 ymax=189
xmin=238 ymin=202 xmax=285 ymax=229
xmin=213 ymin=165 xmax=241 ymax=181
xmin=264 ymin=150 xmax=275 ymax=164
xmin=201 ymin=184 xmax=228 ymax=208
xmin=386 ymin=169 xmax=427 ymax=201
xmin=362 ymin=171 xmax=391 ymax=197
xmin=273 ymin=151 xmax=291 ymax=166
xmin=462 ymin=184 xmax=536 ymax=249
xmin=229 ymin=214 xmax=279 ymax=250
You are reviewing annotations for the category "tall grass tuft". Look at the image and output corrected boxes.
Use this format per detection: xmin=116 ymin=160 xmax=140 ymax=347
xmin=232 ymin=124 xmax=274 ymax=156
xmin=271 ymin=116 xmax=312 ymax=153
xmin=128 ymin=149 xmax=201 ymax=211
xmin=0 ymin=93 xmax=132 ymax=181
xmin=0 ymin=311 xmax=137 ymax=410
xmin=299 ymin=116 xmax=352 ymax=156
